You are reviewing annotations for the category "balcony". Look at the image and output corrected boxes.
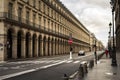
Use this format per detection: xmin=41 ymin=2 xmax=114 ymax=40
xmin=0 ymin=12 xmax=69 ymax=39
xmin=0 ymin=12 xmax=89 ymax=46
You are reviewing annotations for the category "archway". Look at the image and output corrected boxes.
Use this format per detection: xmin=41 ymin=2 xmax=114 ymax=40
xmin=43 ymin=36 xmax=46 ymax=56
xmin=32 ymin=34 xmax=37 ymax=57
xmin=51 ymin=38 xmax=53 ymax=55
xmin=7 ymin=29 xmax=13 ymax=59
xmin=17 ymin=31 xmax=23 ymax=58
xmin=48 ymin=37 xmax=50 ymax=56
xmin=26 ymin=32 xmax=31 ymax=58
xmin=38 ymin=35 xmax=42 ymax=57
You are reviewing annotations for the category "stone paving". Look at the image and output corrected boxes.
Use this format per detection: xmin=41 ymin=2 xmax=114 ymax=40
xmin=75 ymin=55 xmax=120 ymax=80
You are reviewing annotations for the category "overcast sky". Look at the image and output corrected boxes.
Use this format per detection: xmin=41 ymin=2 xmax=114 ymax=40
xmin=60 ymin=0 xmax=112 ymax=47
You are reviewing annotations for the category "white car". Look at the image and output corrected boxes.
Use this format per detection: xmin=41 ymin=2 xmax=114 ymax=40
xmin=78 ymin=50 xmax=85 ymax=56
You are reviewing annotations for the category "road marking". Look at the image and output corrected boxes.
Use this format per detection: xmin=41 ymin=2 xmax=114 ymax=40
xmin=0 ymin=60 xmax=67 ymax=80
xmin=73 ymin=61 xmax=80 ymax=63
xmin=66 ymin=60 xmax=73 ymax=63
xmin=69 ymin=71 xmax=78 ymax=79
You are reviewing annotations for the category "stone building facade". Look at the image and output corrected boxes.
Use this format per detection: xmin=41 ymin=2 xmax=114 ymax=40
xmin=0 ymin=0 xmax=97 ymax=61
xmin=113 ymin=0 xmax=120 ymax=53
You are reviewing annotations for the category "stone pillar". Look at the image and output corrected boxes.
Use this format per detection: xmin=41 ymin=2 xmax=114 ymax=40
xmin=35 ymin=38 xmax=38 ymax=57
xmin=29 ymin=38 xmax=32 ymax=58
xmin=49 ymin=40 xmax=51 ymax=56
xmin=12 ymin=34 xmax=17 ymax=59
xmin=45 ymin=40 xmax=48 ymax=56
xmin=52 ymin=40 xmax=55 ymax=55
xmin=41 ymin=39 xmax=44 ymax=56
xmin=21 ymin=36 xmax=26 ymax=58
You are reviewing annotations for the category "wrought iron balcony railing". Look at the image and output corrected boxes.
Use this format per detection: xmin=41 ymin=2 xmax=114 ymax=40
xmin=0 ymin=12 xmax=90 ymax=46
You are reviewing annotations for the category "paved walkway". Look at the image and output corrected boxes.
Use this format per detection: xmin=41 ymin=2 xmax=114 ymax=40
xmin=75 ymin=55 xmax=120 ymax=80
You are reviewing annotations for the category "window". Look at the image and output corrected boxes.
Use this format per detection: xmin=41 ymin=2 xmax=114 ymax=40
xmin=44 ymin=18 xmax=46 ymax=29
xmin=33 ymin=13 xmax=36 ymax=27
xmin=39 ymin=16 xmax=41 ymax=27
xmin=26 ymin=11 xmax=29 ymax=24
xmin=33 ymin=0 xmax=36 ymax=7
xmin=18 ymin=7 xmax=22 ymax=22
xmin=8 ymin=3 xmax=13 ymax=18
xmin=39 ymin=1 xmax=41 ymax=10
xmin=25 ymin=0 xmax=29 ymax=4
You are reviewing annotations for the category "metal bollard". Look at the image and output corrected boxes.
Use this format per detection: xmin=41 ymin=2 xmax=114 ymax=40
xmin=84 ymin=63 xmax=88 ymax=73
xmin=78 ymin=64 xmax=84 ymax=79
xmin=63 ymin=74 xmax=69 ymax=80
xmin=89 ymin=60 xmax=94 ymax=68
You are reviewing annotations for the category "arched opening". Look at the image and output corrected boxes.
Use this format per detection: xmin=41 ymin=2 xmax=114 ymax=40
xmin=55 ymin=39 xmax=56 ymax=55
xmin=32 ymin=34 xmax=37 ymax=57
xmin=43 ymin=36 xmax=46 ymax=56
xmin=58 ymin=40 xmax=59 ymax=55
xmin=38 ymin=35 xmax=42 ymax=57
xmin=48 ymin=37 xmax=50 ymax=56
xmin=26 ymin=32 xmax=31 ymax=58
xmin=7 ymin=29 xmax=13 ymax=59
xmin=51 ymin=38 xmax=53 ymax=56
xmin=17 ymin=31 xmax=23 ymax=58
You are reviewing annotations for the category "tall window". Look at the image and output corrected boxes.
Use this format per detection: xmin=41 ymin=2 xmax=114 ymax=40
xmin=39 ymin=1 xmax=41 ymax=10
xmin=33 ymin=0 xmax=36 ymax=7
xmin=26 ymin=11 xmax=29 ymax=24
xmin=44 ymin=18 xmax=46 ymax=30
xmin=39 ymin=16 xmax=41 ymax=27
xmin=8 ymin=3 xmax=13 ymax=18
xmin=18 ymin=7 xmax=22 ymax=22
xmin=25 ymin=0 xmax=29 ymax=4
xmin=33 ymin=13 xmax=36 ymax=27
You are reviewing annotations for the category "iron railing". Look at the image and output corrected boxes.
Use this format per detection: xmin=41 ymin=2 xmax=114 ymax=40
xmin=0 ymin=12 xmax=90 ymax=47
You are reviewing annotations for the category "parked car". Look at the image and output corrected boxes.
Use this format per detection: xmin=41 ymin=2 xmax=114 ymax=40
xmin=78 ymin=50 xmax=85 ymax=56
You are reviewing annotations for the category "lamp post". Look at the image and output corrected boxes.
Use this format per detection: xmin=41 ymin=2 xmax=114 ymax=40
xmin=94 ymin=38 xmax=97 ymax=64
xmin=68 ymin=33 xmax=73 ymax=59
xmin=108 ymin=22 xmax=112 ymax=58
xmin=110 ymin=0 xmax=117 ymax=66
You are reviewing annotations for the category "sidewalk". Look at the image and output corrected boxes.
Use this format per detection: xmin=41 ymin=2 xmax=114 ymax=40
xmin=75 ymin=55 xmax=120 ymax=80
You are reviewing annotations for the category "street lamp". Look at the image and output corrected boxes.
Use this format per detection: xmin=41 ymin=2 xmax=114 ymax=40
xmin=108 ymin=22 xmax=112 ymax=58
xmin=94 ymin=38 xmax=97 ymax=64
xmin=110 ymin=0 xmax=117 ymax=66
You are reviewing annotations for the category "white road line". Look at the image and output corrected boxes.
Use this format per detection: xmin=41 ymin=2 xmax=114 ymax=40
xmin=0 ymin=60 xmax=66 ymax=80
xmin=69 ymin=71 xmax=78 ymax=79
xmin=66 ymin=60 xmax=73 ymax=63
xmin=73 ymin=61 xmax=80 ymax=63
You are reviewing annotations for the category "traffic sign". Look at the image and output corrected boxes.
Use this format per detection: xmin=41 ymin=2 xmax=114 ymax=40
xmin=68 ymin=39 xmax=73 ymax=44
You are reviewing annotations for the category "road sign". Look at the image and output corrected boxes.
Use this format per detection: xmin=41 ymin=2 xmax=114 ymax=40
xmin=68 ymin=39 xmax=73 ymax=44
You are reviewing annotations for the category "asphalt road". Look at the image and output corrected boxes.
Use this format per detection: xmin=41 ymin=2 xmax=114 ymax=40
xmin=0 ymin=51 xmax=103 ymax=80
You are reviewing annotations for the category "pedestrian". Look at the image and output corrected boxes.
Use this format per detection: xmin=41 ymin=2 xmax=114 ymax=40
xmin=105 ymin=49 xmax=109 ymax=58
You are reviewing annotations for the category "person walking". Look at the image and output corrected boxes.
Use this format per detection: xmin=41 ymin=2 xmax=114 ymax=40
xmin=105 ymin=49 xmax=109 ymax=58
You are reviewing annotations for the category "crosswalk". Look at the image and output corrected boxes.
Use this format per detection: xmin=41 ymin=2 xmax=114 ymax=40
xmin=0 ymin=60 xmax=81 ymax=70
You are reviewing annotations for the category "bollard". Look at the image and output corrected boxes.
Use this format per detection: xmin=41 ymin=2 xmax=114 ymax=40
xmin=63 ymin=74 xmax=69 ymax=80
xmin=89 ymin=60 xmax=94 ymax=68
xmin=84 ymin=63 xmax=88 ymax=73
xmin=78 ymin=64 xmax=84 ymax=79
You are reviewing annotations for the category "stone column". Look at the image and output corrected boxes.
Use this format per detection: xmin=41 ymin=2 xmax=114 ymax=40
xmin=29 ymin=38 xmax=32 ymax=58
xmin=41 ymin=39 xmax=44 ymax=56
xmin=56 ymin=41 xmax=58 ymax=55
xmin=35 ymin=38 xmax=38 ymax=57
xmin=45 ymin=40 xmax=48 ymax=56
xmin=49 ymin=40 xmax=51 ymax=56
xmin=12 ymin=34 xmax=17 ymax=59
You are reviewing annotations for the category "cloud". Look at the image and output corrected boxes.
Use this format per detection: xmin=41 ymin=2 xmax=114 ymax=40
xmin=60 ymin=0 xmax=111 ymax=46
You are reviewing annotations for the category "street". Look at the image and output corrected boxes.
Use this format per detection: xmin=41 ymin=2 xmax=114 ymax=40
xmin=0 ymin=51 xmax=103 ymax=80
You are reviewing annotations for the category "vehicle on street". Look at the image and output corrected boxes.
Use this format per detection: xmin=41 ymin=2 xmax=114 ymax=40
xmin=78 ymin=50 xmax=85 ymax=56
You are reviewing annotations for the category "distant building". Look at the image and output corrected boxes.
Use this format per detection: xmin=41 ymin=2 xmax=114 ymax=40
xmin=0 ymin=0 xmax=104 ymax=61
xmin=113 ymin=0 xmax=120 ymax=53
